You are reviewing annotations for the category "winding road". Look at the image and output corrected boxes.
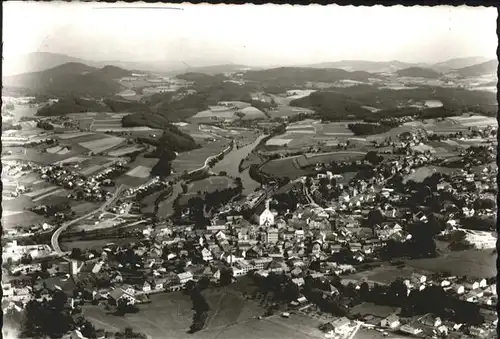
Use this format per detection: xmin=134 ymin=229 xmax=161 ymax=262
xmin=51 ymin=184 xmax=127 ymax=257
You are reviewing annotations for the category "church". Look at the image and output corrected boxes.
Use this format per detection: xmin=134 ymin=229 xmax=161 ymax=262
xmin=252 ymin=199 xmax=275 ymax=226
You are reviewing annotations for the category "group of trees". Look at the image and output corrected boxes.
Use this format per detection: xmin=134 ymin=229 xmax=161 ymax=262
xmin=30 ymin=202 xmax=73 ymax=219
xmin=175 ymin=182 xmax=243 ymax=227
xmin=184 ymin=278 xmax=211 ymax=334
xmin=286 ymin=84 xmax=496 ymax=123
xmin=36 ymin=97 xmax=108 ymax=116
xmin=348 ymin=123 xmax=392 ymax=136
xmin=346 ymin=279 xmax=484 ymax=326
xmin=22 ymin=290 xmax=74 ymax=338
xmin=37 ymin=120 xmax=55 ymax=130
xmin=251 ymin=272 xmax=301 ymax=304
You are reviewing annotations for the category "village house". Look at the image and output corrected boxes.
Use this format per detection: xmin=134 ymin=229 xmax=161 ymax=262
xmin=177 ymin=271 xmax=193 ymax=285
xmin=328 ymin=317 xmax=352 ymax=336
xmin=419 ymin=314 xmax=442 ymax=327
xmin=108 ymin=287 xmax=136 ymax=306
xmin=381 ymin=314 xmax=400 ymax=329
xmin=400 ymin=324 xmax=423 ymax=336
xmin=201 ymin=247 xmax=213 ymax=262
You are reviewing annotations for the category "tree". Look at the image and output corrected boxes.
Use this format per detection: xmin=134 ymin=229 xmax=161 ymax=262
xmin=448 ymin=230 xmax=474 ymax=251
xmin=220 ymin=268 xmax=233 ymax=286
xmin=21 ymin=253 xmax=33 ymax=265
xmin=330 ymin=177 xmax=337 ymax=187
xmin=305 ymin=177 xmax=313 ymax=187
xmin=359 ymin=282 xmax=370 ymax=300
xmin=41 ymin=261 xmax=51 ymax=272
xmin=365 ymin=151 xmax=383 ymax=165
xmin=70 ymin=248 xmax=82 ymax=260
xmin=366 ymin=209 xmax=384 ymax=232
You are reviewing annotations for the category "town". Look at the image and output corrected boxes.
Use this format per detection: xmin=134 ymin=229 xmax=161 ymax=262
xmin=2 ymin=3 xmax=498 ymax=339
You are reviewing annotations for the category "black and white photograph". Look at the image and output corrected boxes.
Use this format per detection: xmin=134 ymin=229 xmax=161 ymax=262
xmin=2 ymin=3 xmax=498 ymax=339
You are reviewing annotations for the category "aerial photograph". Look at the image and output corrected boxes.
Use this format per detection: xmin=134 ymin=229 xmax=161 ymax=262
xmin=1 ymin=3 xmax=498 ymax=339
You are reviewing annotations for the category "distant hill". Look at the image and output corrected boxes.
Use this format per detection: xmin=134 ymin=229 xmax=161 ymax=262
xmin=432 ymin=56 xmax=492 ymax=72
xmin=98 ymin=65 xmax=133 ymax=78
xmin=243 ymin=67 xmax=374 ymax=83
xmin=456 ymin=59 xmax=498 ymax=77
xmin=3 ymin=52 xmax=158 ymax=76
xmin=301 ymin=60 xmax=427 ymax=73
xmin=289 ymin=86 xmax=497 ymax=121
xmin=3 ymin=62 xmax=126 ymax=97
xmin=289 ymin=90 xmax=371 ymax=120
xmin=169 ymin=64 xmax=258 ymax=76
xmin=396 ymin=67 xmax=442 ymax=79
xmin=2 ymin=52 xmax=100 ymax=76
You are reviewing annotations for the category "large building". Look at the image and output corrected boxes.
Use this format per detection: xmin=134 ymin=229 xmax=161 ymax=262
xmin=266 ymin=228 xmax=279 ymax=243
xmin=253 ymin=199 xmax=275 ymax=226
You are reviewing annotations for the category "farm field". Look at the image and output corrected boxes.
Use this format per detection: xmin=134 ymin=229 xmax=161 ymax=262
xmin=344 ymin=264 xmax=433 ymax=286
xmin=70 ymin=201 xmax=101 ymax=215
xmin=126 ymin=165 xmax=151 ymax=178
xmin=60 ymin=237 xmax=137 ymax=251
xmin=56 ymin=131 xmax=96 ymax=140
xmin=172 ymin=140 xmax=228 ymax=173
xmin=238 ymin=106 xmax=267 ymax=120
xmin=32 ymin=188 xmax=67 ymax=203
xmin=79 ymin=136 xmax=126 ymax=154
xmin=261 ymin=157 xmax=313 ymax=179
xmin=3 ymin=148 xmax=68 ymax=164
xmin=402 ymin=166 xmax=457 ymax=183
xmin=350 ymin=302 xmax=399 ymax=319
xmin=24 ymin=185 xmax=60 ymax=198
xmin=2 ymin=210 xmax=45 ymax=229
xmin=266 ymin=121 xmax=369 ymax=150
xmin=191 ymin=106 xmax=238 ymax=120
xmin=188 ymin=176 xmax=235 ymax=193
xmin=56 ymin=156 xmax=89 ymax=165
xmin=80 ymin=161 xmax=114 ymax=176
xmin=83 ymin=288 xmax=265 ymax=339
xmin=268 ymin=106 xmax=315 ymax=118
xmin=177 ymin=176 xmax=236 ymax=205
xmin=353 ymin=327 xmax=408 ymax=339
xmin=46 ymin=146 xmax=63 ymax=154
xmin=405 ymin=249 xmax=496 ymax=279
xmin=448 ymin=115 xmax=498 ymax=127
xmin=285 ymin=89 xmax=317 ymax=99
xmin=261 ymin=151 xmax=366 ymax=179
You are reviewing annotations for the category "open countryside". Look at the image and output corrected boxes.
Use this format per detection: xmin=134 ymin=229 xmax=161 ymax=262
xmin=2 ymin=4 xmax=498 ymax=339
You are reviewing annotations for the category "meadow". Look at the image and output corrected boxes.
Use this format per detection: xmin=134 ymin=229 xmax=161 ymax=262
xmin=126 ymin=165 xmax=152 ymax=178
xmin=350 ymin=302 xmax=398 ymax=319
xmin=261 ymin=151 xmax=366 ymax=179
xmin=345 ymin=264 xmax=432 ymax=286
xmin=402 ymin=166 xmax=457 ymax=183
xmin=84 ymin=287 xmax=265 ymax=339
xmin=261 ymin=157 xmax=314 ymax=179
xmin=2 ymin=210 xmax=45 ymax=229
xmin=188 ymin=176 xmax=236 ymax=193
xmin=267 ymin=106 xmax=315 ymax=118
xmin=79 ymin=136 xmax=126 ymax=154
xmin=108 ymin=145 xmax=145 ymax=157
xmin=172 ymin=140 xmax=229 ymax=173
xmin=405 ymin=249 xmax=495 ymax=279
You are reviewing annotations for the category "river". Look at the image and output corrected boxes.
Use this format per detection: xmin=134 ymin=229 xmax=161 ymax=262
xmin=155 ymin=133 xmax=267 ymax=218
xmin=211 ymin=134 xmax=268 ymax=195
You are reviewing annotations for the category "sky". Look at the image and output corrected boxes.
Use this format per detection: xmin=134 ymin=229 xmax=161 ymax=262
xmin=3 ymin=3 xmax=498 ymax=67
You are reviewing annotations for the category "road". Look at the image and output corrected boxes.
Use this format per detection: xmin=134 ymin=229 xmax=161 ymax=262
xmin=348 ymin=322 xmax=362 ymax=339
xmin=51 ymin=184 xmax=127 ymax=257
xmin=303 ymin=184 xmax=320 ymax=207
